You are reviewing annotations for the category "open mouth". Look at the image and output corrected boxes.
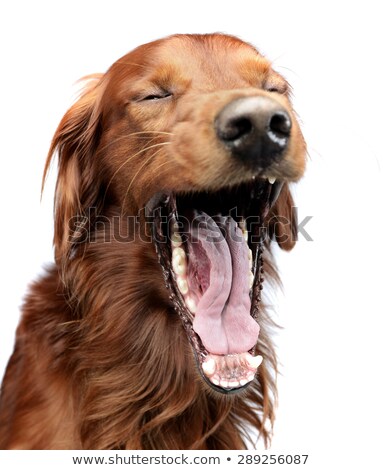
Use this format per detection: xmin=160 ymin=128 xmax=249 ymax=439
xmin=146 ymin=178 xmax=283 ymax=394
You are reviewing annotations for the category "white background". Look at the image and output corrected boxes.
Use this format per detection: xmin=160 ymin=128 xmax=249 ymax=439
xmin=1 ymin=1 xmax=383 ymax=468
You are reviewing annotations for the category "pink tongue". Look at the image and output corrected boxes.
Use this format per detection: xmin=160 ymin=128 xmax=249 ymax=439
xmin=189 ymin=212 xmax=259 ymax=355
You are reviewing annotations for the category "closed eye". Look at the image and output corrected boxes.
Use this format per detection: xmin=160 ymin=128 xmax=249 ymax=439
xmin=142 ymin=92 xmax=173 ymax=101
xmin=264 ymin=79 xmax=289 ymax=95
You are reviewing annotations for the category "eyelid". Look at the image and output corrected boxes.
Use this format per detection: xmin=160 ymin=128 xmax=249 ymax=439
xmin=134 ymin=90 xmax=173 ymax=102
xmin=264 ymin=81 xmax=289 ymax=95
xmin=144 ymin=92 xmax=172 ymax=100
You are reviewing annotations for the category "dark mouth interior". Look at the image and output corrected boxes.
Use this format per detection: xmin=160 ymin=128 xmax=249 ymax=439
xmin=146 ymin=179 xmax=282 ymax=394
xmin=176 ymin=180 xmax=280 ymax=221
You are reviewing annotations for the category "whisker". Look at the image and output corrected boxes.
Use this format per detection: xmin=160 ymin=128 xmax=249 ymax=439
xmin=142 ymin=160 xmax=175 ymax=187
xmin=102 ymin=142 xmax=171 ymax=206
xmin=97 ymin=131 xmax=173 ymax=154
xmin=128 ymin=131 xmax=174 ymax=136
xmin=121 ymin=148 xmax=167 ymax=213
xmin=121 ymin=159 xmax=175 ymax=214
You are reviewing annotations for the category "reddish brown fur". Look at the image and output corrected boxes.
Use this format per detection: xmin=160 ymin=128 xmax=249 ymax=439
xmin=0 ymin=34 xmax=306 ymax=449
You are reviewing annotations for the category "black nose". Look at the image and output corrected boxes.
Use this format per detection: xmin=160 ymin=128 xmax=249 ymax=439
xmin=215 ymin=96 xmax=291 ymax=168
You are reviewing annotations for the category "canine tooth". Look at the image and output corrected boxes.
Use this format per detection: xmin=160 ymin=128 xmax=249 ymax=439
xmin=240 ymin=378 xmax=249 ymax=386
xmin=176 ymin=277 xmax=188 ymax=295
xmin=268 ymin=176 xmax=276 ymax=184
xmin=185 ymin=296 xmax=197 ymax=313
xmin=239 ymin=219 xmax=246 ymax=231
xmin=211 ymin=377 xmax=220 ymax=386
xmin=246 ymin=354 xmax=263 ymax=370
xmin=172 ymin=255 xmax=186 ymax=276
xmin=202 ymin=358 xmax=216 ymax=377
xmin=239 ymin=219 xmax=248 ymax=241
xmin=248 ymin=248 xmax=252 ymax=260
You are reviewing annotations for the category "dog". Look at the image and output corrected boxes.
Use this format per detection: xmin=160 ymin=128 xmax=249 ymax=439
xmin=0 ymin=33 xmax=306 ymax=449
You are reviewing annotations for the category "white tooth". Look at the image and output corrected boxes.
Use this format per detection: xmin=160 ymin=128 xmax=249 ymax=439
xmin=211 ymin=377 xmax=220 ymax=386
xmin=239 ymin=219 xmax=248 ymax=241
xmin=171 ymin=233 xmax=182 ymax=247
xmin=172 ymin=247 xmax=186 ymax=259
xmin=202 ymin=358 xmax=216 ymax=376
xmin=229 ymin=380 xmax=240 ymax=388
xmin=246 ymin=372 xmax=255 ymax=382
xmin=172 ymin=220 xmax=181 ymax=231
xmin=240 ymin=378 xmax=249 ymax=386
xmin=248 ymin=248 xmax=252 ymax=260
xmin=176 ymin=277 xmax=188 ymax=295
xmin=247 ymin=354 xmax=263 ymax=370
xmin=185 ymin=296 xmax=197 ymax=313
xmin=220 ymin=379 xmax=229 ymax=388
xmin=249 ymin=271 xmax=254 ymax=289
xmin=172 ymin=255 xmax=186 ymax=276
xmin=268 ymin=176 xmax=276 ymax=184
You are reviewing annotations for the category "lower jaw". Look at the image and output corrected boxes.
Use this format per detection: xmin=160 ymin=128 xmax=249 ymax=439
xmin=200 ymin=352 xmax=263 ymax=392
xmin=153 ymin=216 xmax=265 ymax=393
xmin=159 ymin=241 xmax=264 ymax=392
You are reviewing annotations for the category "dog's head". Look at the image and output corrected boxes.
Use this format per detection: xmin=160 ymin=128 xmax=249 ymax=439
xmin=44 ymin=34 xmax=306 ymax=394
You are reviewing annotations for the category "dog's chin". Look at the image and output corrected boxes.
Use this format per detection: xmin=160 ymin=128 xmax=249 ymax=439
xmin=145 ymin=177 xmax=282 ymax=394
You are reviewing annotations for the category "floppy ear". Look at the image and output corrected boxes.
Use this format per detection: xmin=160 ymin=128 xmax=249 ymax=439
xmin=42 ymin=75 xmax=105 ymax=264
xmin=267 ymin=183 xmax=297 ymax=251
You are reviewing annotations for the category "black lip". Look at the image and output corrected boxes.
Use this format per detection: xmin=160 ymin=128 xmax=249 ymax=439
xmin=145 ymin=179 xmax=282 ymax=393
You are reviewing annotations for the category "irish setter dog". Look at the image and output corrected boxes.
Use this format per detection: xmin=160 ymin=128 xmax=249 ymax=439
xmin=0 ymin=34 xmax=306 ymax=449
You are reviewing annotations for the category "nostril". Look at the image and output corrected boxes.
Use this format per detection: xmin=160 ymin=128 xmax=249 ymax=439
xmin=269 ymin=111 xmax=291 ymax=138
xmin=218 ymin=116 xmax=253 ymax=142
xmin=215 ymin=96 xmax=292 ymax=166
